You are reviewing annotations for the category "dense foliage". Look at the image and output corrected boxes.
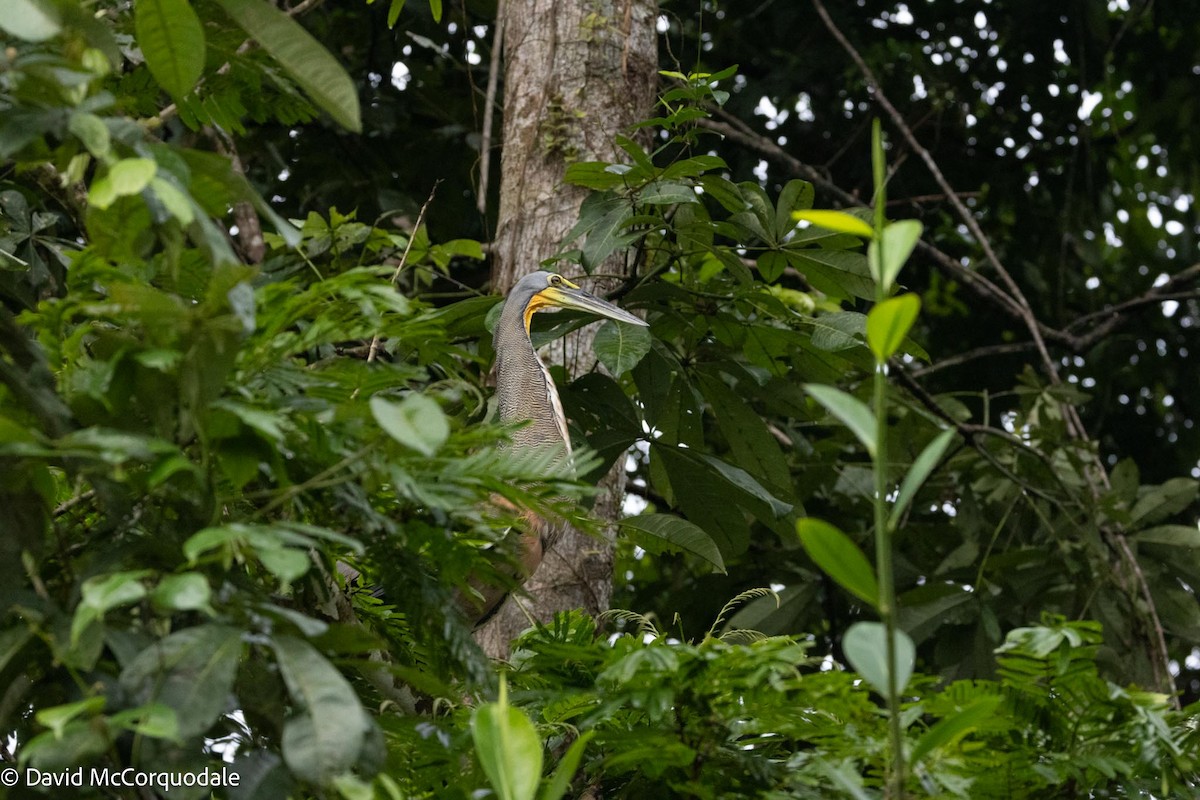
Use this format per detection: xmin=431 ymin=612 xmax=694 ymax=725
xmin=1 ymin=0 xmax=1199 ymax=798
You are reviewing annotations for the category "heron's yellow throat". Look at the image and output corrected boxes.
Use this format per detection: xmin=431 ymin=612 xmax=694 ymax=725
xmin=521 ymin=277 xmax=582 ymax=334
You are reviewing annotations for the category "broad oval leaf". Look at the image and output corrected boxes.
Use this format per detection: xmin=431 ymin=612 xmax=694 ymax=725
xmin=594 ymin=319 xmax=651 ymax=375
xmin=213 ymin=0 xmax=362 ymax=132
xmin=273 ymin=635 xmax=369 ymax=783
xmin=150 ymin=572 xmax=213 ymax=614
xmin=89 ymin=158 xmax=158 ymax=209
xmin=621 ymin=513 xmax=726 ymax=573
xmin=793 ymin=209 xmax=874 ymax=239
xmin=471 ymin=680 xmax=543 ymax=800
xmin=135 ymin=0 xmax=206 ymax=100
xmin=0 ymin=0 xmax=61 ymax=41
xmin=866 ymin=292 xmax=921 ymax=362
xmin=868 ymin=218 xmax=923 ymax=291
xmin=796 ymin=518 xmax=878 ymax=608
xmin=804 ymin=383 xmax=876 ymax=457
xmin=119 ymin=624 xmax=243 ymax=739
xmin=370 ymin=394 xmax=449 ymax=456
xmin=842 ymin=621 xmax=916 ymax=696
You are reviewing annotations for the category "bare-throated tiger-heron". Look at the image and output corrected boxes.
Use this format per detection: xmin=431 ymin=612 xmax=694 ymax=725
xmin=464 ymin=271 xmax=647 ymax=622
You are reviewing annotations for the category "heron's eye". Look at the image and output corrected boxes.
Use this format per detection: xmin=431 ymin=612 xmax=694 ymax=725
xmin=549 ymin=274 xmax=563 ymax=286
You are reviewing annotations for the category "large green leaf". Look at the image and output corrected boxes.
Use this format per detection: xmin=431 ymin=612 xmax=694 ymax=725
xmin=370 ymin=393 xmax=449 ymax=456
xmin=471 ymin=679 xmax=543 ymax=800
xmin=135 ymin=0 xmax=205 ymax=100
xmin=0 ymin=0 xmax=61 ymax=41
xmin=120 ymin=624 xmax=243 ymax=739
xmin=698 ymin=372 xmax=790 ymax=490
xmin=866 ymin=292 xmax=921 ymax=362
xmin=213 ymin=0 xmax=362 ymax=131
xmin=796 ymin=518 xmax=878 ymax=608
xmin=868 ymin=219 xmax=922 ymax=291
xmin=804 ymin=383 xmax=876 ymax=457
xmin=842 ymin=621 xmax=915 ymax=696
xmin=274 ymin=635 xmax=370 ymax=783
xmin=593 ymin=319 xmax=651 ymax=375
xmin=621 ymin=513 xmax=726 ymax=573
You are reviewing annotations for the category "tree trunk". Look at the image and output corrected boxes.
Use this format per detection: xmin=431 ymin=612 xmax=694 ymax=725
xmin=477 ymin=0 xmax=657 ymax=657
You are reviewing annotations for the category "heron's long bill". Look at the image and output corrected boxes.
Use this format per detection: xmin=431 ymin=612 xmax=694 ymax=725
xmin=530 ymin=283 xmax=648 ymax=328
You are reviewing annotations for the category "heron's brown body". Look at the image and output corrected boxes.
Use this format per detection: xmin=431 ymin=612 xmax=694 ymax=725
xmin=462 ymin=271 xmax=646 ymax=624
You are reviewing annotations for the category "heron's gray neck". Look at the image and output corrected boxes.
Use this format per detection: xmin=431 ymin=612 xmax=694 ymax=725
xmin=494 ymin=306 xmax=572 ymax=459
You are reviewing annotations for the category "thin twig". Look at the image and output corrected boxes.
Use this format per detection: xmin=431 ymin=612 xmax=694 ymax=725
xmin=477 ymin=0 xmax=506 ymax=216
xmin=367 ymin=181 xmax=441 ymax=363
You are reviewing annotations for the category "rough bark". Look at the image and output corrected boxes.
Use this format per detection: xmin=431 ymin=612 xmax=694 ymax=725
xmin=477 ymin=0 xmax=657 ymax=657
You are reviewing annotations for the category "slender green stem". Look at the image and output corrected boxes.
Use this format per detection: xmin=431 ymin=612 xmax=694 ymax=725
xmin=871 ymin=118 xmax=905 ymax=798
xmin=874 ymin=355 xmax=904 ymax=797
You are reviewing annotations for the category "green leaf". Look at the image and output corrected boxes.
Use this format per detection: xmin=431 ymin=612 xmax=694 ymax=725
xmin=890 ymin=428 xmax=956 ymax=528
xmin=786 ymin=249 xmax=876 ymax=301
xmin=593 ymin=319 xmax=651 ymax=375
xmin=796 ymin=518 xmax=878 ymax=607
xmin=774 ymin=179 xmax=815 ymax=239
xmin=108 ymin=703 xmax=181 ymax=742
xmin=36 ymin=697 xmax=106 ymax=739
xmin=639 ymin=180 xmax=699 ymax=205
xmin=804 ymin=383 xmax=876 ymax=457
xmin=120 ymin=624 xmax=243 ymax=738
xmin=67 ymin=112 xmax=111 ymax=158
xmin=868 ymin=218 xmax=923 ymax=291
xmin=1134 ymin=525 xmax=1200 ymax=547
xmin=540 ymin=730 xmax=594 ymax=800
xmin=842 ymin=621 xmax=916 ymax=696
xmin=472 ymin=678 xmax=543 ymax=800
xmin=866 ymin=292 xmax=921 ymax=362
xmin=910 ymin=696 xmax=1002 ymax=763
xmin=149 ymin=176 xmax=195 ymax=225
xmin=809 ymin=311 xmax=866 ymax=352
xmin=0 ymin=0 xmax=62 ymax=41
xmin=428 ymin=0 xmax=442 ymax=21
xmin=135 ymin=0 xmax=206 ymax=100
xmin=274 ymin=635 xmax=369 ymax=783
xmin=370 ymin=394 xmax=449 ymax=456
xmin=386 ymin=0 xmax=406 ymax=26
xmin=213 ymin=0 xmax=362 ymax=131
xmin=793 ymin=209 xmax=874 ymax=239
xmin=698 ymin=373 xmax=790 ymax=490
xmin=621 ymin=513 xmax=726 ymax=573
xmin=698 ymin=175 xmax=747 ymax=213
xmin=150 ymin=572 xmax=213 ymax=614
xmin=89 ymin=158 xmax=158 ymax=210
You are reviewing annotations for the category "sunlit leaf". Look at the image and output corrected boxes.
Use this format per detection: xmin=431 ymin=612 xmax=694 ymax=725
xmin=866 ymin=292 xmax=921 ymax=362
xmin=793 ymin=209 xmax=874 ymax=239
xmin=868 ymin=219 xmax=922 ymax=291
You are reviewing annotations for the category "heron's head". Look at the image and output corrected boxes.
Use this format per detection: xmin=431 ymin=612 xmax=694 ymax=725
xmin=512 ymin=271 xmax=647 ymax=334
